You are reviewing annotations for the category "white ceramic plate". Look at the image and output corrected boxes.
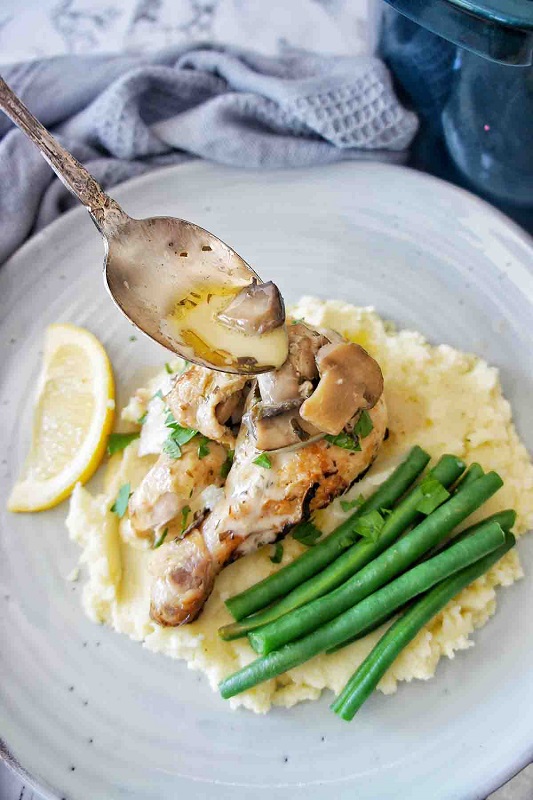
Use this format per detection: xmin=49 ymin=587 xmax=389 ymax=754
xmin=1 ymin=162 xmax=533 ymax=800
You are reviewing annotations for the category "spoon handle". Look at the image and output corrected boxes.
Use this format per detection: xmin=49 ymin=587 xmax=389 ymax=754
xmin=0 ymin=76 xmax=128 ymax=234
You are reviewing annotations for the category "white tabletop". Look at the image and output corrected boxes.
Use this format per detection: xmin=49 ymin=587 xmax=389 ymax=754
xmin=0 ymin=1 xmax=531 ymax=798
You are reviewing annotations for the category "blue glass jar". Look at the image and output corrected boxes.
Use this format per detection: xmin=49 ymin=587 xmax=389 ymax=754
xmin=380 ymin=0 xmax=533 ymax=207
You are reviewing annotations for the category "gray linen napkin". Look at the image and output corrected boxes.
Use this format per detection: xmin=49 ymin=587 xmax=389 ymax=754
xmin=0 ymin=44 xmax=418 ymax=264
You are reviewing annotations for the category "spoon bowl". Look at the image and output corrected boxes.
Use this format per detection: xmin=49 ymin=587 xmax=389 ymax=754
xmin=0 ymin=77 xmax=287 ymax=374
xmin=103 ymin=213 xmax=271 ymax=372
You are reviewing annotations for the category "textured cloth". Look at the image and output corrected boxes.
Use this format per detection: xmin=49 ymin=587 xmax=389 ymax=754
xmin=0 ymin=45 xmax=418 ymax=264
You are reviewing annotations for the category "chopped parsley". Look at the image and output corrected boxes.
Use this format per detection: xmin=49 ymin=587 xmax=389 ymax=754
xmin=165 ymin=412 xmax=198 ymax=444
xmin=416 ymin=476 xmax=450 ymax=515
xmin=270 ymin=542 xmax=284 ymax=564
xmin=110 ymin=483 xmax=131 ymax=518
xmin=353 ymin=510 xmax=385 ymax=543
xmin=293 ymin=520 xmax=322 ymax=547
xmin=220 ymin=449 xmax=234 ymax=479
xmin=162 ymin=410 xmax=199 ymax=459
xmin=129 ymin=335 xmax=137 ymax=342
xmin=197 ymin=437 xmax=210 ymax=459
xmin=153 ymin=527 xmax=168 ymax=549
xmin=170 ymin=425 xmax=198 ymax=447
xmin=353 ymin=410 xmax=374 ymax=439
xmin=137 ymin=411 xmax=148 ymax=425
xmin=161 ymin=407 xmax=212 ymax=462
xmin=325 ymin=431 xmax=361 ymax=451
xmin=340 ymin=494 xmax=365 ymax=513
xmin=165 ymin=362 xmax=174 ymax=374
xmin=253 ymin=453 xmax=272 ymax=469
xmin=153 ymin=389 xmax=164 ymax=401
xmin=163 ymin=438 xmax=183 ymax=459
xmin=107 ymin=432 xmax=140 ymax=456
xmin=181 ymin=505 xmax=191 ymax=532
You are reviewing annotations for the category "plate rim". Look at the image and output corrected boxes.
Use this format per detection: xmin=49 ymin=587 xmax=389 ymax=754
xmin=1 ymin=158 xmax=533 ymax=800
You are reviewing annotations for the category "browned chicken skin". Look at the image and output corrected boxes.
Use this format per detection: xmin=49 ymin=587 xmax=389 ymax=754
xmin=128 ymin=366 xmax=250 ymax=544
xmin=150 ymin=396 xmax=386 ymax=625
xmin=149 ymin=321 xmax=387 ymax=627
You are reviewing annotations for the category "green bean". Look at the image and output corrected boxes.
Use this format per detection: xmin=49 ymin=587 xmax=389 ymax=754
xmin=332 ymin=530 xmax=516 ymax=720
xmin=219 ymin=454 xmax=464 ymax=641
xmin=219 ymin=516 xmax=505 ymax=700
xmin=249 ymin=471 xmax=501 ymax=655
xmin=326 ymin=508 xmax=516 ymax=654
xmin=453 ymin=462 xmax=483 ymax=490
xmin=224 ymin=446 xmax=431 ymax=621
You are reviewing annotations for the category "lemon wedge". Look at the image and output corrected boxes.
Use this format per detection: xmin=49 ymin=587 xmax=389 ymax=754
xmin=8 ymin=324 xmax=115 ymax=512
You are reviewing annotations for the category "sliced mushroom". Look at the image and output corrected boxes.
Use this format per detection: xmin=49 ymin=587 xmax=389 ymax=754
xmin=217 ymin=280 xmax=285 ymax=336
xmin=246 ymin=399 xmax=321 ymax=451
xmin=257 ymin=362 xmax=300 ymax=405
xmin=287 ymin=322 xmax=329 ymax=381
xmin=257 ymin=322 xmax=329 ymax=406
xmin=300 ymin=342 xmax=384 ymax=436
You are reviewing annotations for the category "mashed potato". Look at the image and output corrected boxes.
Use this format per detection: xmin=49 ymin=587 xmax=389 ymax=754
xmin=66 ymin=299 xmax=533 ymax=713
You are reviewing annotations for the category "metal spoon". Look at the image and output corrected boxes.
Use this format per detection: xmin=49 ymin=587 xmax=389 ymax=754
xmin=0 ymin=77 xmax=287 ymax=374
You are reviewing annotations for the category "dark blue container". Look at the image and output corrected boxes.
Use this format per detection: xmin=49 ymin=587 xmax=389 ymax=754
xmin=381 ymin=0 xmax=533 ymax=207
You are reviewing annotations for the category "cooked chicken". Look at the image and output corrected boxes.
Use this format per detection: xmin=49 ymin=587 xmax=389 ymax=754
xmin=128 ymin=442 xmax=227 ymax=544
xmin=149 ymin=321 xmax=387 ymax=626
xmin=165 ymin=365 xmax=249 ymax=448
xmin=127 ymin=365 xmax=248 ymax=545
xmin=150 ymin=394 xmax=386 ymax=625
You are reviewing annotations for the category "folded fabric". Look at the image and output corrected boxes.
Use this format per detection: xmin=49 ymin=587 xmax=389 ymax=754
xmin=0 ymin=44 xmax=418 ymax=264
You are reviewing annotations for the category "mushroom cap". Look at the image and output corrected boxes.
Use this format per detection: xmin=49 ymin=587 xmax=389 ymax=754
xmin=217 ymin=280 xmax=285 ymax=336
xmin=300 ymin=341 xmax=384 ymax=436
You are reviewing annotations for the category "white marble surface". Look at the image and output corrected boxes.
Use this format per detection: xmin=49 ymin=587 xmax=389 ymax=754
xmin=0 ymin=2 xmax=531 ymax=798
xmin=0 ymin=0 xmax=376 ymax=64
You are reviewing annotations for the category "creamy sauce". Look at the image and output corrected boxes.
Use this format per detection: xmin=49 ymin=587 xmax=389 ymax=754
xmin=160 ymin=285 xmax=288 ymax=371
xmin=201 ymin=431 xmax=292 ymax=556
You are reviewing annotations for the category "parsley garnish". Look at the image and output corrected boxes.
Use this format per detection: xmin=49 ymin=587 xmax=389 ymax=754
xmin=325 ymin=431 xmax=361 ymax=451
xmin=163 ymin=438 xmax=183 ymax=459
xmin=353 ymin=410 xmax=373 ymax=439
xmin=107 ymin=432 xmax=140 ymax=456
xmin=340 ymin=494 xmax=365 ymax=513
xmin=181 ymin=505 xmax=191 ymax=532
xmin=153 ymin=527 xmax=168 ymax=548
xmin=353 ymin=510 xmax=385 ymax=543
xmin=165 ymin=362 xmax=174 ymax=374
xmin=416 ymin=476 xmax=450 ymax=515
xmin=169 ymin=425 xmax=198 ymax=446
xmin=220 ymin=449 xmax=234 ymax=479
xmin=253 ymin=453 xmax=272 ymax=469
xmin=137 ymin=411 xmax=148 ymax=425
xmin=197 ymin=437 xmax=210 ymax=459
xmin=162 ymin=410 xmax=199 ymax=459
xmin=129 ymin=335 xmax=137 ymax=342
xmin=165 ymin=411 xmax=198 ymax=443
xmin=153 ymin=389 xmax=164 ymax=401
xmin=110 ymin=483 xmax=131 ymax=518
xmin=270 ymin=542 xmax=284 ymax=564
xmin=293 ymin=520 xmax=322 ymax=547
